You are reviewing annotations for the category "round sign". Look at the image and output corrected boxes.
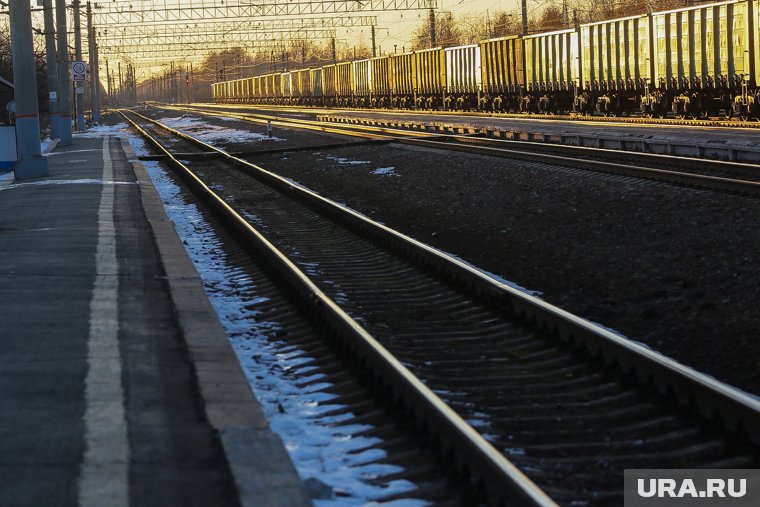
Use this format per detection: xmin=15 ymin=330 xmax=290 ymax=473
xmin=72 ymin=62 xmax=86 ymax=74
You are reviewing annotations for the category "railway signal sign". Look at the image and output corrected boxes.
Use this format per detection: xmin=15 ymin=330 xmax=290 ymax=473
xmin=71 ymin=61 xmax=87 ymax=81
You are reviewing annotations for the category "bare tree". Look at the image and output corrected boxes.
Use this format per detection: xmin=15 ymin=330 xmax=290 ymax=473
xmin=491 ymin=11 xmax=521 ymax=38
xmin=535 ymin=4 xmax=565 ymax=31
xmin=411 ymin=11 xmax=461 ymax=50
xmin=459 ymin=13 xmax=489 ymax=44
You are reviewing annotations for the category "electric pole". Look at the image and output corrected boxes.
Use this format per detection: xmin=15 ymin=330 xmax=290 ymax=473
xmin=73 ymin=0 xmax=85 ymax=130
xmin=371 ymin=25 xmax=377 ymax=58
xmin=42 ymin=0 xmax=59 ymax=140
xmin=429 ymin=9 xmax=436 ymax=47
xmin=9 ymin=0 xmax=49 ymax=179
xmin=331 ymin=38 xmax=337 ymax=64
xmin=105 ymin=59 xmax=111 ymax=107
xmin=118 ymin=61 xmax=123 ymax=105
xmin=521 ymin=0 xmax=528 ymax=35
xmin=56 ymin=0 xmax=72 ymax=145
xmin=563 ymin=0 xmax=569 ymax=28
xmin=86 ymin=1 xmax=100 ymax=122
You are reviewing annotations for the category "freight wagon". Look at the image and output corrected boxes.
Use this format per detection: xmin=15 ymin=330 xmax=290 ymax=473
xmin=445 ymin=44 xmax=482 ymax=109
xmin=650 ymin=0 xmax=759 ymax=119
xmin=281 ymin=72 xmax=293 ymax=104
xmin=322 ymin=64 xmax=336 ymax=106
xmin=371 ymin=56 xmax=391 ymax=108
xmin=390 ymin=51 xmax=415 ymax=108
xmin=352 ymin=59 xmax=372 ymax=107
xmin=309 ymin=68 xmax=323 ymax=106
xmin=579 ymin=14 xmax=650 ymax=116
xmin=336 ymin=61 xmax=354 ymax=106
xmin=212 ymin=0 xmax=759 ymax=120
xmin=414 ymin=47 xmax=445 ymax=109
xmin=523 ymin=28 xmax=578 ymax=113
xmin=479 ymin=35 xmax=524 ymax=111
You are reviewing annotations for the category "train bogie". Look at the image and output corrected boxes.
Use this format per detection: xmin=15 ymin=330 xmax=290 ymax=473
xmin=444 ymin=44 xmax=482 ymax=110
xmin=479 ymin=36 xmax=524 ymax=112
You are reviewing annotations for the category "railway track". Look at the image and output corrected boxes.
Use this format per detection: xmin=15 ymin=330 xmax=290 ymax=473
xmin=184 ymin=101 xmax=760 ymax=129
xmin=156 ymin=104 xmax=760 ymax=196
xmin=121 ymin=109 xmax=760 ymax=506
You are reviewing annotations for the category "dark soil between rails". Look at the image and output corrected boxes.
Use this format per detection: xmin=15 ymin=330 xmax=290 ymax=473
xmin=143 ymin=111 xmax=760 ymax=396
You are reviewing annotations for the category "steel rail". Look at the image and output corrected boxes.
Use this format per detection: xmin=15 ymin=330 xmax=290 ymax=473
xmin=160 ymin=103 xmax=760 ymax=196
xmin=119 ymin=109 xmax=557 ymax=507
xmin=124 ymin=108 xmax=760 ymax=448
xmin=194 ymin=101 xmax=760 ymax=129
xmin=159 ymin=103 xmax=446 ymax=140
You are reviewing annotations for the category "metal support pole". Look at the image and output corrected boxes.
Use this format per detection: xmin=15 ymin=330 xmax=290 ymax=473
xmin=105 ymin=59 xmax=111 ymax=107
xmin=521 ymin=0 xmax=528 ymax=35
xmin=56 ymin=0 xmax=72 ymax=145
xmin=9 ymin=0 xmax=49 ymax=179
xmin=73 ymin=0 xmax=85 ymax=130
xmin=86 ymin=1 xmax=100 ymax=122
xmin=93 ymin=41 xmax=100 ymax=117
xmin=429 ymin=9 xmax=436 ymax=48
xmin=42 ymin=0 xmax=59 ymax=140
xmin=371 ymin=25 xmax=376 ymax=58
xmin=118 ymin=61 xmax=123 ymax=105
xmin=331 ymin=38 xmax=337 ymax=64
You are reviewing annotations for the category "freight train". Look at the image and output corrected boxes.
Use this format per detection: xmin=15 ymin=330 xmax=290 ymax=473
xmin=212 ymin=0 xmax=760 ymax=120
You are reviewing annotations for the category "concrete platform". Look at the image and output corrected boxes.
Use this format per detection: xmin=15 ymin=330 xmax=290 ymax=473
xmin=317 ymin=111 xmax=760 ymax=162
xmin=0 ymin=134 xmax=310 ymax=507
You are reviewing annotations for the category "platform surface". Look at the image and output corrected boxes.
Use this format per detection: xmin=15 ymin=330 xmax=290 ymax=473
xmin=0 ymin=134 xmax=310 ymax=507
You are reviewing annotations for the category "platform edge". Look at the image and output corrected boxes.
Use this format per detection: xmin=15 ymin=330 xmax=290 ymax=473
xmin=119 ymin=136 xmax=312 ymax=507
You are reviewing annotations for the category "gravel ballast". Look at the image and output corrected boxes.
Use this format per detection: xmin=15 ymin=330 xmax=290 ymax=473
xmin=150 ymin=110 xmax=760 ymax=396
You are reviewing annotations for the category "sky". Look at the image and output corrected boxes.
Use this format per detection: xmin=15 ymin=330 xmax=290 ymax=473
xmin=92 ymin=0 xmax=528 ymax=72
xmin=362 ymin=0 xmax=523 ymax=54
xmin=12 ymin=0 xmax=534 ymax=81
